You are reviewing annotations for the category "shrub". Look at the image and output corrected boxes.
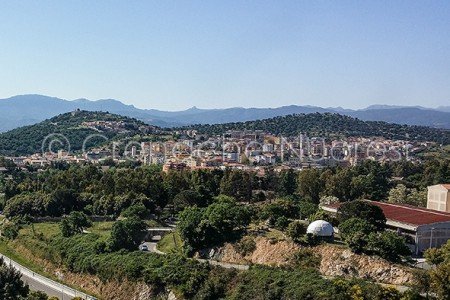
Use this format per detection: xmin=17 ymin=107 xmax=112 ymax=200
xmin=234 ymin=236 xmax=256 ymax=256
xmin=289 ymin=248 xmax=321 ymax=269
xmin=286 ymin=220 xmax=307 ymax=243
xmin=366 ymin=231 xmax=411 ymax=262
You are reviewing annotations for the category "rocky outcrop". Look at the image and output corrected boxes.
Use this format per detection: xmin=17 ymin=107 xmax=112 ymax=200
xmin=316 ymin=245 xmax=415 ymax=285
xmin=216 ymin=236 xmax=415 ymax=286
xmin=207 ymin=236 xmax=298 ymax=266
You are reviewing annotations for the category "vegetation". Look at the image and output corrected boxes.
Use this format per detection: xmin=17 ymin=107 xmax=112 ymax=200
xmin=0 ymin=258 xmax=55 ymax=299
xmin=178 ymin=195 xmax=251 ymax=251
xmin=0 ymin=111 xmax=152 ymax=156
xmin=337 ymin=200 xmax=387 ymax=230
xmin=424 ymin=241 xmax=450 ymax=299
xmin=185 ymin=113 xmax=450 ymax=144
xmin=59 ymin=211 xmax=92 ymax=237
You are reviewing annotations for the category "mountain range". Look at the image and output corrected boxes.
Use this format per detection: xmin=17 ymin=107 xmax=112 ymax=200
xmin=0 ymin=94 xmax=449 ymax=132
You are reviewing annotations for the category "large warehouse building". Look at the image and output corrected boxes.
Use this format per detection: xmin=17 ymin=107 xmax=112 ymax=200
xmin=321 ymin=200 xmax=450 ymax=255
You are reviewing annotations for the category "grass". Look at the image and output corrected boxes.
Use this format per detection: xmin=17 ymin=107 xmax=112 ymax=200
xmin=89 ymin=221 xmax=114 ymax=238
xmin=264 ymin=229 xmax=286 ymax=241
xmin=0 ymin=239 xmax=48 ymax=274
xmin=19 ymin=222 xmax=60 ymax=240
xmin=157 ymin=231 xmax=183 ymax=253
xmin=0 ymin=221 xmax=105 ymax=298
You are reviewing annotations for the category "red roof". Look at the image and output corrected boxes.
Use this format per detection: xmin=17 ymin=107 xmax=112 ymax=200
xmin=441 ymin=184 xmax=450 ymax=190
xmin=324 ymin=201 xmax=450 ymax=227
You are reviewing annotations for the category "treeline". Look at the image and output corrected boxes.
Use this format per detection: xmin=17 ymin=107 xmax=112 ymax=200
xmin=1 ymin=158 xmax=448 ymax=219
xmin=185 ymin=113 xmax=450 ymax=144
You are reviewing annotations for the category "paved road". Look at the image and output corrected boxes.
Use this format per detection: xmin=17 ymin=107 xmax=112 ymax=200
xmin=0 ymin=254 xmax=96 ymax=300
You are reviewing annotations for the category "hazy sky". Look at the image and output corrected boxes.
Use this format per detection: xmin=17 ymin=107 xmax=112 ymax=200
xmin=1 ymin=1 xmax=449 ymax=110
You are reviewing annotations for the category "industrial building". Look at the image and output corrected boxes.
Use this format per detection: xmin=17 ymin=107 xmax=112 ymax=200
xmin=321 ymin=200 xmax=450 ymax=255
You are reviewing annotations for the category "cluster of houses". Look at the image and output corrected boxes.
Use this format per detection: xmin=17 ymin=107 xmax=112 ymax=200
xmin=3 ymin=130 xmax=435 ymax=173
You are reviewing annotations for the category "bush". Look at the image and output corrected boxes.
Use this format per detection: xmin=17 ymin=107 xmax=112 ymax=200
xmin=1 ymin=222 xmax=19 ymax=240
xmin=274 ymin=215 xmax=290 ymax=230
xmin=234 ymin=236 xmax=256 ymax=256
xmin=289 ymin=248 xmax=321 ymax=269
xmin=286 ymin=220 xmax=307 ymax=243
xmin=366 ymin=231 xmax=411 ymax=262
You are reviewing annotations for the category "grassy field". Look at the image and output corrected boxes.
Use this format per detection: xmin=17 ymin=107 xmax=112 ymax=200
xmin=157 ymin=231 xmax=183 ymax=253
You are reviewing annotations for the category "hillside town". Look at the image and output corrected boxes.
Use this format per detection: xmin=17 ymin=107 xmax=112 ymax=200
xmin=3 ymin=129 xmax=437 ymax=173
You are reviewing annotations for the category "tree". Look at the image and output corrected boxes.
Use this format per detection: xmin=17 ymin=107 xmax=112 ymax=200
xmin=220 ymin=170 xmax=253 ymax=201
xmin=286 ymin=221 xmax=307 ymax=242
xmin=366 ymin=231 xmax=410 ymax=262
xmin=177 ymin=206 xmax=204 ymax=251
xmin=27 ymin=291 xmax=49 ymax=300
xmin=338 ymin=218 xmax=376 ymax=253
xmin=121 ymin=203 xmax=150 ymax=219
xmin=297 ymin=201 xmax=318 ymax=220
xmin=337 ymin=201 xmax=386 ymax=230
xmin=59 ymin=211 xmax=92 ymax=237
xmin=178 ymin=196 xmax=251 ymax=250
xmin=430 ymin=262 xmax=450 ymax=300
xmin=173 ymin=190 xmax=205 ymax=211
xmin=297 ymin=169 xmax=323 ymax=203
xmin=424 ymin=240 xmax=450 ymax=299
xmin=1 ymin=222 xmax=19 ymax=240
xmin=278 ymin=169 xmax=297 ymax=197
xmin=388 ymin=184 xmax=426 ymax=207
xmin=0 ymin=258 xmax=29 ymax=299
xmin=108 ymin=216 xmax=148 ymax=251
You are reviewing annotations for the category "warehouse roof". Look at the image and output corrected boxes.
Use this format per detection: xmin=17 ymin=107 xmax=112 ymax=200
xmin=322 ymin=200 xmax=450 ymax=227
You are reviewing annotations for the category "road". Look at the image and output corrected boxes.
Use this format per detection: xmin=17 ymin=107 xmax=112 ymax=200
xmin=0 ymin=254 xmax=96 ymax=300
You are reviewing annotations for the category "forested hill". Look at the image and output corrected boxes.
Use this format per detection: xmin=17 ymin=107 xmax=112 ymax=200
xmin=0 ymin=110 xmax=154 ymax=156
xmin=185 ymin=113 xmax=450 ymax=144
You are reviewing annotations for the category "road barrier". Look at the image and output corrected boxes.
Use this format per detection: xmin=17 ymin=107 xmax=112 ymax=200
xmin=0 ymin=253 xmax=96 ymax=300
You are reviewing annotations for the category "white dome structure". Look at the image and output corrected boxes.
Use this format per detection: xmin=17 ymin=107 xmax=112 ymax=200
xmin=306 ymin=220 xmax=334 ymax=237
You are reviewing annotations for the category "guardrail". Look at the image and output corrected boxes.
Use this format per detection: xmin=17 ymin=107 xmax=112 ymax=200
xmin=0 ymin=253 xmax=96 ymax=300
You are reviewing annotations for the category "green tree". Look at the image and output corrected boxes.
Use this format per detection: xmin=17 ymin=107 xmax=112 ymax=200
xmin=366 ymin=231 xmax=410 ymax=262
xmin=278 ymin=169 xmax=297 ymax=197
xmin=297 ymin=169 xmax=323 ymax=203
xmin=59 ymin=211 xmax=92 ymax=237
xmin=0 ymin=258 xmax=29 ymax=299
xmin=108 ymin=216 xmax=148 ymax=251
xmin=286 ymin=220 xmax=307 ymax=243
xmin=27 ymin=291 xmax=48 ymax=300
xmin=338 ymin=218 xmax=376 ymax=253
xmin=337 ymin=200 xmax=386 ymax=230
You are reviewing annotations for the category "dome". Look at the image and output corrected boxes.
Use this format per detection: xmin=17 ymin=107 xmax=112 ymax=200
xmin=306 ymin=220 xmax=334 ymax=237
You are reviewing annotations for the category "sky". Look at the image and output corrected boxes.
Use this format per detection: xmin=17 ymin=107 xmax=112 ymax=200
xmin=0 ymin=1 xmax=449 ymax=110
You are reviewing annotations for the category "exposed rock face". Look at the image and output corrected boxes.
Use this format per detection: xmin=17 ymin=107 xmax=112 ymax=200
xmin=217 ymin=236 xmax=415 ymax=286
xmin=214 ymin=236 xmax=298 ymax=266
xmin=316 ymin=245 xmax=415 ymax=285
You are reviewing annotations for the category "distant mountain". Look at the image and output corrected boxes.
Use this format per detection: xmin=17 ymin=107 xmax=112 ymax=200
xmin=0 ymin=94 xmax=449 ymax=131
xmin=0 ymin=111 xmax=152 ymax=156
xmin=186 ymin=113 xmax=450 ymax=145
xmin=437 ymin=106 xmax=450 ymax=113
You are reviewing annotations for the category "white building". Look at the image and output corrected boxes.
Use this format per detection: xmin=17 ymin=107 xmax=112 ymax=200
xmin=427 ymin=184 xmax=450 ymax=213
